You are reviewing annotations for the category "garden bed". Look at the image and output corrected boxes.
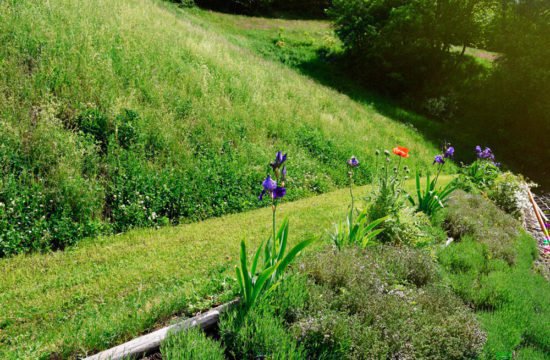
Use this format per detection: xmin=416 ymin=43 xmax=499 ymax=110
xmin=85 ymin=150 xmax=550 ymax=360
xmin=89 ymin=189 xmax=549 ymax=360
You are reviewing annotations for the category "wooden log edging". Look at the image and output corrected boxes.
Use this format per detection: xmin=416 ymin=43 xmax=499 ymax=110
xmin=83 ymin=300 xmax=238 ymax=360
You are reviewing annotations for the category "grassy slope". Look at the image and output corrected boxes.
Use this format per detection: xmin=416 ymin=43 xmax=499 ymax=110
xmin=0 ymin=0 xmax=445 ymax=255
xmin=0 ymin=0 xmax=453 ymax=357
xmin=0 ymin=176 xmax=451 ymax=358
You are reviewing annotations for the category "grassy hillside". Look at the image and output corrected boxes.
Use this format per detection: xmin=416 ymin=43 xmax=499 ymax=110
xmin=0 ymin=0 xmax=443 ymax=256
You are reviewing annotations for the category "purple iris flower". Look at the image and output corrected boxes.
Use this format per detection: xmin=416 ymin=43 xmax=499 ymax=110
xmin=476 ymin=146 xmax=495 ymax=161
xmin=262 ymin=175 xmax=277 ymax=191
xmin=347 ymin=156 xmax=359 ymax=167
xmin=270 ymin=151 xmax=287 ymax=170
xmin=272 ymin=187 xmax=286 ymax=199
xmin=433 ymin=155 xmax=445 ymax=165
xmin=259 ymin=175 xmax=286 ymax=200
xmin=444 ymin=146 xmax=454 ymax=158
xmin=259 ymin=175 xmax=277 ymax=200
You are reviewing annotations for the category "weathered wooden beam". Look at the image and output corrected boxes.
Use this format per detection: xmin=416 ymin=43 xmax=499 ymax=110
xmin=83 ymin=300 xmax=238 ymax=360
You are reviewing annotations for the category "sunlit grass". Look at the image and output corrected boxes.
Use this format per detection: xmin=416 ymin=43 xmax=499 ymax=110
xmin=0 ymin=177 xmax=451 ymax=358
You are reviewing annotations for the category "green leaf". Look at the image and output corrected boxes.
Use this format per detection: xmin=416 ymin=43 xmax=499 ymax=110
xmin=240 ymin=240 xmax=252 ymax=303
xmin=249 ymin=264 xmax=278 ymax=308
xmin=363 ymin=215 xmax=389 ymax=232
xmin=362 ymin=228 xmax=383 ymax=247
xmin=277 ymin=219 xmax=289 ymax=263
xmin=276 ymin=237 xmax=317 ymax=280
xmin=250 ymin=238 xmax=264 ymax=276
xmin=235 ymin=266 xmax=245 ymax=300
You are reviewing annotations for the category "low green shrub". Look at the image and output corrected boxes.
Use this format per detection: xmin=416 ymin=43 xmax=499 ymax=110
xmin=292 ymin=247 xmax=485 ymax=359
xmin=445 ymin=191 xmax=520 ymax=265
xmin=0 ymin=119 xmax=105 ymax=255
xmin=161 ymin=327 xmax=225 ymax=360
xmin=219 ymin=244 xmax=484 ymax=359
xmin=220 ymin=303 xmax=306 ymax=359
xmin=439 ymin=193 xmax=549 ymax=358
xmin=454 ymin=160 xmax=501 ymax=193
xmin=367 ymin=149 xmax=410 ymax=244
xmin=487 ymin=172 xmax=526 ymax=220
xmin=76 ymin=108 xmax=111 ymax=152
xmin=455 ymin=159 xmax=527 ymax=220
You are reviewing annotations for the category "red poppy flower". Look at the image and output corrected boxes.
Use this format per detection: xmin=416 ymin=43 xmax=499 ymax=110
xmin=392 ymin=146 xmax=410 ymax=158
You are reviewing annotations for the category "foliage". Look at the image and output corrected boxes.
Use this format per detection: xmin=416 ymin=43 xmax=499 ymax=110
xmin=328 ymin=210 xmax=387 ymax=250
xmin=329 ymin=0 xmax=485 ymax=93
xmin=454 ymin=159 xmax=527 ymax=219
xmin=454 ymin=159 xmax=501 ymax=193
xmin=409 ymin=170 xmax=457 ymax=216
xmin=0 ymin=0 xmax=439 ymax=256
xmin=367 ymin=149 xmax=411 ymax=243
xmin=445 ymin=191 xmax=520 ymax=265
xmin=220 ymin=296 xmax=307 ymax=359
xmin=161 ymin=327 xmax=225 ymax=360
xmin=475 ymin=0 xmax=550 ymax=171
xmin=0 ymin=122 xmax=105 ymax=255
xmin=221 ymin=276 xmax=310 ymax=360
xmin=236 ymin=220 xmax=316 ymax=311
xmin=439 ymin=193 xmax=549 ymax=358
xmin=291 ymin=246 xmax=485 ymax=359
xmin=222 ymin=245 xmax=485 ymax=359
xmin=487 ymin=172 xmax=526 ymax=220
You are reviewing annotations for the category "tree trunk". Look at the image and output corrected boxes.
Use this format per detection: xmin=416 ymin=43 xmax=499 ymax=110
xmin=460 ymin=44 xmax=467 ymax=57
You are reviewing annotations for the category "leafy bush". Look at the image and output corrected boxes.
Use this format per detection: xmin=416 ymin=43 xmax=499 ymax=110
xmin=222 ymin=245 xmax=484 ymax=359
xmin=161 ymin=327 xmax=225 ymax=360
xmin=329 ymin=0 xmax=482 ymax=93
xmin=76 ymin=108 xmax=111 ymax=152
xmin=0 ymin=116 xmax=104 ymax=255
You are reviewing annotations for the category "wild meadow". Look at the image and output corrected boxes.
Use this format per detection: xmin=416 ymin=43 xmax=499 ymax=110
xmin=0 ymin=0 xmax=548 ymax=359
xmin=0 ymin=0 xmax=440 ymax=256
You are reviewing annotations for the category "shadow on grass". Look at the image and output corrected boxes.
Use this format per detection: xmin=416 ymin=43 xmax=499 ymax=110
xmin=291 ymin=52 xmax=550 ymax=190
xmin=295 ymin=52 xmax=454 ymax=150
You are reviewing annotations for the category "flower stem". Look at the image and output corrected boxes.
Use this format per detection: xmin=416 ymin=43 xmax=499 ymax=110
xmin=349 ymin=171 xmax=355 ymax=224
xmin=272 ymin=202 xmax=277 ymax=266
xmin=434 ymin=163 xmax=444 ymax=187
